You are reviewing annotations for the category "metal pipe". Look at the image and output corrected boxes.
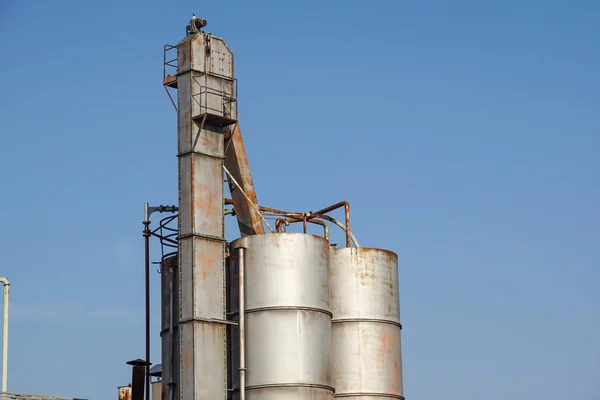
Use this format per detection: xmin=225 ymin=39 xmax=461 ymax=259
xmin=128 ymin=359 xmax=146 ymax=400
xmin=307 ymin=218 xmax=329 ymax=241
xmin=260 ymin=208 xmax=303 ymax=217
xmin=275 ymin=218 xmax=329 ymax=241
xmin=232 ymin=200 xmax=358 ymax=246
xmin=223 ymin=166 xmax=274 ymax=233
xmin=143 ymin=203 xmax=151 ymax=400
xmin=142 ymin=203 xmax=177 ymax=400
xmin=265 ymin=210 xmax=358 ymax=247
xmin=169 ymin=262 xmax=175 ymax=400
xmin=305 ymin=215 xmax=330 ymax=241
xmin=238 ymin=247 xmax=246 ymax=400
xmin=0 ymin=277 xmax=9 ymax=393
xmin=275 ymin=219 xmax=290 ymax=232
xmin=314 ymin=201 xmax=351 ymax=247
xmin=309 ymin=214 xmax=360 ymax=248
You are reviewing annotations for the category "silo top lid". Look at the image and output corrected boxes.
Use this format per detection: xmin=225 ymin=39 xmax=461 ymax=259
xmin=126 ymin=358 xmax=150 ymax=366
xmin=149 ymin=364 xmax=162 ymax=377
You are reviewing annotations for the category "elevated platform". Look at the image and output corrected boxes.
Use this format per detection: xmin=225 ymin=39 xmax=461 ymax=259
xmin=163 ymin=74 xmax=177 ymax=88
xmin=192 ymin=113 xmax=237 ymax=127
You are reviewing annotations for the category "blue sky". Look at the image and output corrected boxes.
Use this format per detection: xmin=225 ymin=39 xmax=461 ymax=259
xmin=1 ymin=0 xmax=599 ymax=399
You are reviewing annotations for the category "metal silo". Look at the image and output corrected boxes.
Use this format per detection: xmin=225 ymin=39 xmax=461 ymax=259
xmin=329 ymin=248 xmax=404 ymax=399
xmin=160 ymin=255 xmax=178 ymax=400
xmin=229 ymin=233 xmax=334 ymax=400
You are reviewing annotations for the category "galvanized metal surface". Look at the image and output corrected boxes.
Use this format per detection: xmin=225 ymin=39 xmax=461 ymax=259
xmin=160 ymin=256 xmax=179 ymax=400
xmin=176 ymin=31 xmax=230 ymax=400
xmin=230 ymin=233 xmax=334 ymax=400
xmin=178 ymin=34 xmax=236 ymax=123
xmin=329 ymin=248 xmax=404 ymax=399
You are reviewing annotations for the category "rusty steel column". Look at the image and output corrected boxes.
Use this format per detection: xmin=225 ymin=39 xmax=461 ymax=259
xmin=174 ymin=23 xmax=236 ymax=400
xmin=224 ymin=123 xmax=264 ymax=236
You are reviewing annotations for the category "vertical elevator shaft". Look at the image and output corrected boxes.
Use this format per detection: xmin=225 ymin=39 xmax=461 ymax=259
xmin=174 ymin=31 xmax=237 ymax=400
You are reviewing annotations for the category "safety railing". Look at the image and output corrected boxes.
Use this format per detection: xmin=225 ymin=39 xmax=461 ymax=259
xmin=191 ymin=74 xmax=238 ymax=126
xmin=150 ymin=213 xmax=178 ymax=264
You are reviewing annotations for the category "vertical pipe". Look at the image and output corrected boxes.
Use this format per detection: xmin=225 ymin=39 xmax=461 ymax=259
xmin=161 ymin=255 xmax=179 ymax=400
xmin=143 ymin=204 xmax=151 ymax=400
xmin=128 ymin=359 xmax=147 ymax=400
xmin=314 ymin=201 xmax=351 ymax=247
xmin=169 ymin=262 xmax=176 ymax=400
xmin=238 ymin=247 xmax=246 ymax=400
xmin=2 ymin=284 xmax=7 ymax=393
xmin=0 ymin=278 xmax=9 ymax=393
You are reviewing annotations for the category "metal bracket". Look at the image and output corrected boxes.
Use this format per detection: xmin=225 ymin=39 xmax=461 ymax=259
xmin=144 ymin=204 xmax=178 ymax=223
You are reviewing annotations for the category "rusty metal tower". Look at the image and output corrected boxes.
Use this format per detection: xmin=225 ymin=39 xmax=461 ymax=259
xmin=146 ymin=15 xmax=404 ymax=400
xmin=161 ymin=16 xmax=264 ymax=400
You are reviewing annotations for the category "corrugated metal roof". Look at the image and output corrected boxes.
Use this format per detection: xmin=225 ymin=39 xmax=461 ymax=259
xmin=149 ymin=363 xmax=162 ymax=377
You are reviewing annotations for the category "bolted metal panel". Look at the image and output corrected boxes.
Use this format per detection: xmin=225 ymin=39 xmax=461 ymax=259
xmin=176 ymin=30 xmax=229 ymax=400
xmin=178 ymin=151 xmax=224 ymax=239
xmin=208 ymin=38 xmax=233 ymax=76
xmin=175 ymin=29 xmax=263 ymax=237
xmin=176 ymin=72 xmax=193 ymax=155
xmin=178 ymin=238 xmax=226 ymax=321
xmin=177 ymin=34 xmax=236 ymax=124
xmin=230 ymin=233 xmax=334 ymax=400
xmin=160 ymin=255 xmax=179 ymax=400
xmin=329 ymin=248 xmax=404 ymax=399
xmin=192 ymin=239 xmax=225 ymax=318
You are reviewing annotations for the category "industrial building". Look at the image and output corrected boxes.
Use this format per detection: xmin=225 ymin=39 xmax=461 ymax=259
xmin=131 ymin=15 xmax=405 ymax=400
xmin=0 ymin=15 xmax=404 ymax=400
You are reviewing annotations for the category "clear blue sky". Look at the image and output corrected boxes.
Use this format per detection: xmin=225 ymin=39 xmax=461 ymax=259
xmin=1 ymin=0 xmax=599 ymax=399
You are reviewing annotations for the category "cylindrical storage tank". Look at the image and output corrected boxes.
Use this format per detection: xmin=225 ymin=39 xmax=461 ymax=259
xmin=230 ymin=233 xmax=334 ymax=400
xmin=330 ymin=248 xmax=404 ymax=400
xmin=160 ymin=255 xmax=179 ymax=400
